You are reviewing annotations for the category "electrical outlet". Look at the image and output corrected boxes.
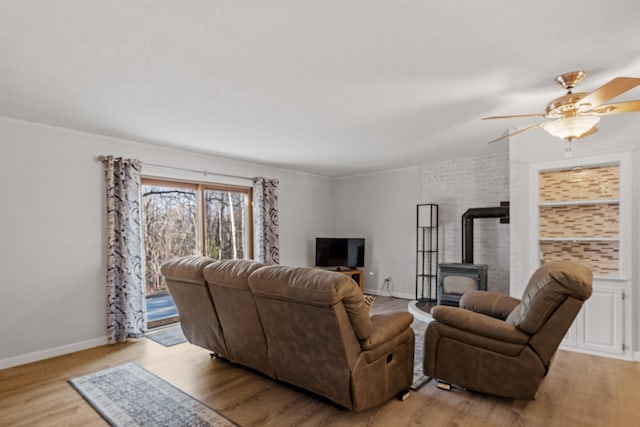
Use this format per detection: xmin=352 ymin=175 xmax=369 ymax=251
xmin=382 ymin=276 xmax=392 ymax=297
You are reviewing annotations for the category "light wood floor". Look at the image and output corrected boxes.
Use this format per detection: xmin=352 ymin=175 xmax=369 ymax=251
xmin=1 ymin=296 xmax=639 ymax=426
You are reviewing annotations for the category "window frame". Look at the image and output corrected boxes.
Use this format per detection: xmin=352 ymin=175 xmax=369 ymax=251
xmin=141 ymin=177 xmax=254 ymax=259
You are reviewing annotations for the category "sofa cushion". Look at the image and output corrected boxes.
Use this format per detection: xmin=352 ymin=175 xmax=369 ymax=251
xmin=202 ymin=259 xmax=265 ymax=288
xmin=160 ymin=255 xmax=215 ymax=284
xmin=249 ymin=266 xmax=373 ymax=340
xmin=459 ymin=290 xmax=521 ymax=320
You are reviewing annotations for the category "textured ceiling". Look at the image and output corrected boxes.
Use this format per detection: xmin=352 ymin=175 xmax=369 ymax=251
xmin=1 ymin=1 xmax=640 ymax=176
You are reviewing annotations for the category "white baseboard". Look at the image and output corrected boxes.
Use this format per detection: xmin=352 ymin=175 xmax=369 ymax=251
xmin=0 ymin=336 xmax=108 ymax=370
xmin=634 ymin=351 xmax=640 ymax=362
xmin=559 ymin=344 xmax=634 ymax=361
xmin=363 ymin=288 xmax=414 ymax=300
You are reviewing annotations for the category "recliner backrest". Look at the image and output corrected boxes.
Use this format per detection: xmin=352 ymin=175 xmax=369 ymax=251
xmin=248 ymin=266 xmax=370 ymax=408
xmin=202 ymin=259 xmax=272 ymax=376
xmin=160 ymin=255 xmax=228 ymax=357
xmin=250 ymin=266 xmax=373 ymax=338
xmin=506 ymin=261 xmax=593 ymax=335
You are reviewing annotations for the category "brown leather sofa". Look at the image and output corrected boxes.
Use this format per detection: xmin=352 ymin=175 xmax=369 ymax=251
xmin=423 ymin=261 xmax=593 ymax=399
xmin=160 ymin=257 xmax=415 ymax=411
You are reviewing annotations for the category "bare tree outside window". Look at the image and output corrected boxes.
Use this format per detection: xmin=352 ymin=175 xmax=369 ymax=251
xmin=141 ymin=183 xmax=198 ymax=294
xmin=204 ymin=189 xmax=248 ymax=260
xmin=141 ymin=179 xmax=252 ymax=296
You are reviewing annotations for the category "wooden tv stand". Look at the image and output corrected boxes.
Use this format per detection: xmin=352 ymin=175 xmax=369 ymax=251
xmin=316 ymin=267 xmax=363 ymax=288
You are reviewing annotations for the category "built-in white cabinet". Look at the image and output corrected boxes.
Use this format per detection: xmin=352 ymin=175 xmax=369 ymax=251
xmin=580 ymin=282 xmax=625 ymax=354
xmin=530 ymin=152 xmax=633 ymax=359
xmin=563 ymin=281 xmax=626 ymax=355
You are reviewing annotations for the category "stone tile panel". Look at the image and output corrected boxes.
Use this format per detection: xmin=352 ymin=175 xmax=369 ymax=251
xmin=540 ymin=240 xmax=619 ymax=276
xmin=539 ymin=165 xmax=619 ymax=202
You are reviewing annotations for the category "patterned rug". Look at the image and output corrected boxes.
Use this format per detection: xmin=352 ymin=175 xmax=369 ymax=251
xmin=146 ymin=325 xmax=187 ymax=347
xmin=69 ymin=362 xmax=236 ymax=426
xmin=411 ymin=331 xmax=432 ymax=390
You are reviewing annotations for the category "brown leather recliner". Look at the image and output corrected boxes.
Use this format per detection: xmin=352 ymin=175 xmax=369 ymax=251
xmin=249 ymin=266 xmax=415 ymax=411
xmin=423 ymin=261 xmax=593 ymax=399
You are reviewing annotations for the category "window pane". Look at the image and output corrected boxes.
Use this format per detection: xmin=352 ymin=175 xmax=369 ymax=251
xmin=141 ymin=183 xmax=198 ymax=294
xmin=204 ymin=189 xmax=248 ymax=260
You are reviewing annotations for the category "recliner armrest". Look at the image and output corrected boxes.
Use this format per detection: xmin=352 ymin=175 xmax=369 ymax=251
xmin=360 ymin=312 xmax=414 ymax=363
xmin=460 ymin=290 xmax=521 ymax=320
xmin=431 ymin=306 xmax=529 ymax=344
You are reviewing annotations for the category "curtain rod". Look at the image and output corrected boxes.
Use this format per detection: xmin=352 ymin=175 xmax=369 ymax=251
xmin=97 ymin=155 xmax=255 ymax=182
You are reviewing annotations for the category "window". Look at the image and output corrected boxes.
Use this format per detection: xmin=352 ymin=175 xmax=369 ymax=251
xmin=203 ymin=187 xmax=251 ymax=260
xmin=141 ymin=178 xmax=252 ymax=327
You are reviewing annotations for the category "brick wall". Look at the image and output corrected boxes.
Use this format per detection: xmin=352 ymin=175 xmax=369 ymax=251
xmin=420 ymin=152 xmax=510 ymax=294
xmin=508 ymin=157 xmax=525 ymax=296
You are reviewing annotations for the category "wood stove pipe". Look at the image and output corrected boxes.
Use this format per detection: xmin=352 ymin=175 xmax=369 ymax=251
xmin=461 ymin=203 xmax=509 ymax=264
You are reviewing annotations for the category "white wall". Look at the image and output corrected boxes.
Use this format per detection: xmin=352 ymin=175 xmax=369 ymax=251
xmin=420 ymin=153 xmax=510 ymax=295
xmin=332 ymin=167 xmax=421 ymax=299
xmin=4 ymin=112 xmax=639 ymax=367
xmin=331 ymin=154 xmax=511 ymax=300
xmin=0 ymin=117 xmax=333 ymax=368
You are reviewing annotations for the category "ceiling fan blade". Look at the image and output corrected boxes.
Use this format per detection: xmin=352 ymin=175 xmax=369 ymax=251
xmin=578 ymin=77 xmax=640 ymax=111
xmin=589 ymin=100 xmax=640 ymax=115
xmin=577 ymin=126 xmax=599 ymax=139
xmin=487 ymin=120 xmax=553 ymax=144
xmin=482 ymin=113 xmax=545 ymax=120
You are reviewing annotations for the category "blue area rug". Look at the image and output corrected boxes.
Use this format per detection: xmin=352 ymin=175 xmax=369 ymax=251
xmin=146 ymin=325 xmax=188 ymax=347
xmin=69 ymin=362 xmax=236 ymax=426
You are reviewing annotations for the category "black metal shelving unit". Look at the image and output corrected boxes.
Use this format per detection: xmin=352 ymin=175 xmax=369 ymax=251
xmin=415 ymin=204 xmax=438 ymax=305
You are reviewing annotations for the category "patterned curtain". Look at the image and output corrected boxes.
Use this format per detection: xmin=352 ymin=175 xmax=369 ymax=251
xmin=253 ymin=177 xmax=280 ymax=265
xmin=104 ymin=156 xmax=146 ymax=343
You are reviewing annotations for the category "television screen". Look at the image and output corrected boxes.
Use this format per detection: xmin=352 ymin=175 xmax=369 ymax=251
xmin=315 ymin=238 xmax=365 ymax=269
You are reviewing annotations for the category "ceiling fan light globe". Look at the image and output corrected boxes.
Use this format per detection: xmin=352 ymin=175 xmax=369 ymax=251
xmin=542 ymin=115 xmax=600 ymax=140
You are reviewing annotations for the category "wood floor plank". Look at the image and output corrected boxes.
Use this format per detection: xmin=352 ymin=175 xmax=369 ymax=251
xmin=1 ymin=296 xmax=639 ymax=426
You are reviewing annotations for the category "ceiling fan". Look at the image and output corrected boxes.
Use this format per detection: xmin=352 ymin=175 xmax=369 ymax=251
xmin=483 ymin=71 xmax=640 ymax=145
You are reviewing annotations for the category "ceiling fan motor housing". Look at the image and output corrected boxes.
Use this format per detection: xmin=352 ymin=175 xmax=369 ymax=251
xmin=546 ymin=92 xmax=589 ymax=118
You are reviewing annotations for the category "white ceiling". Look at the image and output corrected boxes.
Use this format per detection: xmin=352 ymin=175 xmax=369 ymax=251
xmin=2 ymin=1 xmax=640 ymax=177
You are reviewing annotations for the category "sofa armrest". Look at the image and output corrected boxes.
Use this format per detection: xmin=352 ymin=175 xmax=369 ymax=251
xmin=431 ymin=306 xmax=529 ymax=344
xmin=360 ymin=312 xmax=414 ymax=363
xmin=459 ymin=290 xmax=521 ymax=320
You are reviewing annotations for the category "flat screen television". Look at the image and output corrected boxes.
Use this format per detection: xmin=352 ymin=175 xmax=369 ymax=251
xmin=315 ymin=237 xmax=365 ymax=269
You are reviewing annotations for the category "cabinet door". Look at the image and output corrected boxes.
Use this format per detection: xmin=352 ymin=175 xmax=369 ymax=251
xmin=578 ymin=284 xmax=624 ymax=355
